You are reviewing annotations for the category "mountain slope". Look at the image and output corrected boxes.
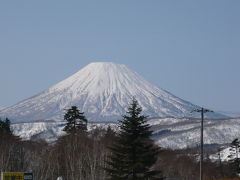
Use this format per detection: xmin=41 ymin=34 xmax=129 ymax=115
xmin=149 ymin=117 xmax=238 ymax=149
xmin=0 ymin=62 xmax=223 ymax=123
xmin=12 ymin=117 xmax=238 ymax=149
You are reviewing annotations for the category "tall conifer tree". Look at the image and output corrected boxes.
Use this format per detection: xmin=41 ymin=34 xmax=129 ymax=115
xmin=106 ymin=98 xmax=163 ymax=180
xmin=0 ymin=118 xmax=12 ymax=135
xmin=63 ymin=106 xmax=87 ymax=133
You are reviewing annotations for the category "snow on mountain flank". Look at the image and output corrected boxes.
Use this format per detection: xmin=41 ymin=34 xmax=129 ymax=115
xmin=12 ymin=121 xmax=118 ymax=142
xmin=11 ymin=117 xmax=239 ymax=149
xmin=0 ymin=62 xmax=225 ymax=123
xmin=150 ymin=117 xmax=240 ymax=149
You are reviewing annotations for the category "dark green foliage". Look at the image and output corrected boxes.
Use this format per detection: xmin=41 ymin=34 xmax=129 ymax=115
xmin=63 ymin=106 xmax=88 ymax=133
xmin=105 ymin=126 xmax=116 ymax=138
xmin=0 ymin=118 xmax=12 ymax=135
xmin=106 ymin=98 xmax=164 ymax=180
xmin=228 ymin=138 xmax=240 ymax=176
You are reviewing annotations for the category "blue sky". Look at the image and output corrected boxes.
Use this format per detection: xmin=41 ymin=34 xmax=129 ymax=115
xmin=0 ymin=0 xmax=240 ymax=113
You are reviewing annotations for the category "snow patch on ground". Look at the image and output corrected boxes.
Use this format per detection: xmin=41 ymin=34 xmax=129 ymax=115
xmin=210 ymin=146 xmax=240 ymax=162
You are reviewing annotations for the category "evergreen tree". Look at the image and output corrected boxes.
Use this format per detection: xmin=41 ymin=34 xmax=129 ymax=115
xmin=0 ymin=118 xmax=12 ymax=135
xmin=228 ymin=138 xmax=240 ymax=176
xmin=106 ymin=98 xmax=163 ymax=180
xmin=105 ymin=126 xmax=116 ymax=138
xmin=63 ymin=106 xmax=87 ymax=133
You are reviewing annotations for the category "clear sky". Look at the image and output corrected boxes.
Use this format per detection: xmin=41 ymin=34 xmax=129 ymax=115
xmin=0 ymin=0 xmax=240 ymax=113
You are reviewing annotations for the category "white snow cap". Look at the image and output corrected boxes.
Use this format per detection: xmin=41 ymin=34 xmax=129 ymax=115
xmin=1 ymin=62 xmax=224 ymax=123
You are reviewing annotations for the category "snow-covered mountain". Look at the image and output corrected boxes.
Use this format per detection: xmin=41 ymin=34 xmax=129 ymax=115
xmin=12 ymin=121 xmax=118 ymax=143
xmin=12 ymin=117 xmax=239 ymax=149
xmin=150 ymin=117 xmax=240 ymax=149
xmin=0 ymin=62 xmax=224 ymax=123
xmin=0 ymin=106 xmax=5 ymax=111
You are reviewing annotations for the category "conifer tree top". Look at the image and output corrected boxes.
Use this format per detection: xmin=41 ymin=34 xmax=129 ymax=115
xmin=0 ymin=118 xmax=12 ymax=135
xmin=63 ymin=106 xmax=88 ymax=134
xmin=106 ymin=98 xmax=164 ymax=180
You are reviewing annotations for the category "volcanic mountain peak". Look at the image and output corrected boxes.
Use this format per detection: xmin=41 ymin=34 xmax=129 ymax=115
xmin=51 ymin=62 xmax=156 ymax=94
xmin=0 ymin=62 xmax=224 ymax=123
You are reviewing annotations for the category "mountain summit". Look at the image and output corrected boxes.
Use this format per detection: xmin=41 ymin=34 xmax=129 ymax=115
xmin=0 ymin=62 xmax=222 ymax=122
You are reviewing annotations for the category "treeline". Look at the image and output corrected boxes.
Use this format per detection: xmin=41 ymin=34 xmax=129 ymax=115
xmin=0 ymin=100 xmax=239 ymax=180
xmin=0 ymin=130 xmax=236 ymax=180
xmin=0 ymin=122 xmax=114 ymax=179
